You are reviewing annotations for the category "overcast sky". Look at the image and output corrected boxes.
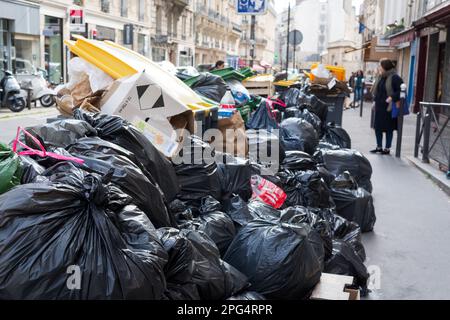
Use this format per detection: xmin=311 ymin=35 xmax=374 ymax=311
xmin=274 ymin=0 xmax=364 ymax=14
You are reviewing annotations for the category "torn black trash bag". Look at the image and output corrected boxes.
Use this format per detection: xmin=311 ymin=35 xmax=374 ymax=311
xmin=73 ymin=109 xmax=179 ymax=201
xmin=277 ymin=170 xmax=335 ymax=209
xmin=322 ymin=124 xmax=351 ymax=149
xmin=224 ymin=219 xmax=324 ymax=300
xmin=0 ymin=164 xmax=168 ymax=299
xmin=58 ymin=148 xmax=173 ymax=228
xmin=190 ymin=73 xmax=227 ymax=103
xmin=280 ymin=118 xmax=319 ymax=155
xmin=330 ymin=173 xmax=376 ymax=233
xmin=325 ymin=240 xmax=369 ymax=296
xmin=157 ymin=228 xmax=249 ymax=300
xmin=315 ymin=149 xmax=373 ymax=193
xmin=172 ymin=136 xmax=221 ymax=202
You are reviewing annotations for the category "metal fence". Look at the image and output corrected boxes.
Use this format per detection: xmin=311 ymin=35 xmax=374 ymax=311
xmin=414 ymin=102 xmax=450 ymax=173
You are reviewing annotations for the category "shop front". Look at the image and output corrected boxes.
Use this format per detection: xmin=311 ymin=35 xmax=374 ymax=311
xmin=0 ymin=0 xmax=40 ymax=75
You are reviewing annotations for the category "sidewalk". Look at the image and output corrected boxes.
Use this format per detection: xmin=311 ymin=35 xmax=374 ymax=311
xmin=343 ymin=105 xmax=450 ymax=299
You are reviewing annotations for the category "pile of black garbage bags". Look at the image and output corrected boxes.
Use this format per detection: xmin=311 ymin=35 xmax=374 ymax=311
xmin=0 ymin=89 xmax=376 ymax=300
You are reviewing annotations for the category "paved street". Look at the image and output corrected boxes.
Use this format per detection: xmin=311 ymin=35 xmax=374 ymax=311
xmin=343 ymin=104 xmax=450 ymax=300
xmin=0 ymin=107 xmax=59 ymax=144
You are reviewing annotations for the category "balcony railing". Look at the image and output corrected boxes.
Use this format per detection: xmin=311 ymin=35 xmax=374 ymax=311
xmin=153 ymin=34 xmax=169 ymax=43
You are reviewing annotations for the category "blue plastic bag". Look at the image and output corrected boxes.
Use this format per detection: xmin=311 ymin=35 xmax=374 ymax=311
xmin=392 ymin=98 xmax=410 ymax=118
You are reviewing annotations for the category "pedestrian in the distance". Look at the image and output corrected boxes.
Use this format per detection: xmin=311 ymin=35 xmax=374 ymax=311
xmin=210 ymin=60 xmax=225 ymax=71
xmin=355 ymin=70 xmax=364 ymax=105
xmin=370 ymin=58 xmax=404 ymax=155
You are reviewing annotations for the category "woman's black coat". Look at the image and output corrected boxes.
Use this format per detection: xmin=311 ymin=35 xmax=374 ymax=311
xmin=374 ymin=74 xmax=403 ymax=132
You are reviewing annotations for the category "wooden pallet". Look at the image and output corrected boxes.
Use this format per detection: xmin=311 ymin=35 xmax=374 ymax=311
xmin=310 ymin=273 xmax=360 ymax=301
xmin=243 ymin=80 xmax=274 ymax=97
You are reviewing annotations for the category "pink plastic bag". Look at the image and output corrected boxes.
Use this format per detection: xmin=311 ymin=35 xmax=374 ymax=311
xmin=12 ymin=127 xmax=84 ymax=164
xmin=251 ymin=175 xmax=287 ymax=209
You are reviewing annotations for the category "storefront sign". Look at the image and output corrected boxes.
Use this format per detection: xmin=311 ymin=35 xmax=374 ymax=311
xmin=69 ymin=7 xmax=85 ymax=32
xmin=97 ymin=26 xmax=116 ymax=41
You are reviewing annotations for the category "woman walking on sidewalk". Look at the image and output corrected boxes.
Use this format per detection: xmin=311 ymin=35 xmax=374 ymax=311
xmin=370 ymin=59 xmax=404 ymax=155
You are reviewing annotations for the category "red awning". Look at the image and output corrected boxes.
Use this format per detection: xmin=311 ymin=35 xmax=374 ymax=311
xmin=389 ymin=28 xmax=416 ymax=47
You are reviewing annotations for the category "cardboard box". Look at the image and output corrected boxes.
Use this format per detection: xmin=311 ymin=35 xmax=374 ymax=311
xmin=310 ymin=273 xmax=361 ymax=301
xmin=100 ymin=71 xmax=193 ymax=157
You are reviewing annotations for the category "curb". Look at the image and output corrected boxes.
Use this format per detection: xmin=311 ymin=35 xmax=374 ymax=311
xmin=0 ymin=108 xmax=58 ymax=120
xmin=407 ymin=156 xmax=450 ymax=197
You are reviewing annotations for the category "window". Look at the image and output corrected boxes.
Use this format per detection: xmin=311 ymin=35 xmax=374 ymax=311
xmin=182 ymin=16 xmax=187 ymax=40
xmin=156 ymin=6 xmax=162 ymax=34
xmin=100 ymin=0 xmax=110 ymax=13
xmin=138 ymin=0 xmax=145 ymax=22
xmin=152 ymin=47 xmax=166 ymax=62
xmin=121 ymin=0 xmax=128 ymax=17
xmin=138 ymin=34 xmax=148 ymax=57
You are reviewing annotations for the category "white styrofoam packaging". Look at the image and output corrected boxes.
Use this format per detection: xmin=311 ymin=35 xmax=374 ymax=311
xmin=100 ymin=71 xmax=193 ymax=157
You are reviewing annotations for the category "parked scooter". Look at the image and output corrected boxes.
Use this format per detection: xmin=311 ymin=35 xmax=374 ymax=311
xmin=18 ymin=68 xmax=56 ymax=108
xmin=0 ymin=70 xmax=27 ymax=112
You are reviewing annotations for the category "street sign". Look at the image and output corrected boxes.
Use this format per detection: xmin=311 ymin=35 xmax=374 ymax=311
xmin=289 ymin=30 xmax=303 ymax=46
xmin=69 ymin=7 xmax=85 ymax=33
xmin=236 ymin=0 xmax=268 ymax=15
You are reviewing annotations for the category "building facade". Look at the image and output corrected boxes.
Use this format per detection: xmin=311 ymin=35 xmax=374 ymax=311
xmin=151 ymin=0 xmax=195 ymax=66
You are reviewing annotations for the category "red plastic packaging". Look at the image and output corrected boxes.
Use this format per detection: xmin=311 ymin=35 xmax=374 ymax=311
xmin=251 ymin=175 xmax=287 ymax=209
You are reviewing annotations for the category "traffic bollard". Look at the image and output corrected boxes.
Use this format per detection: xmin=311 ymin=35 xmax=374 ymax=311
xmin=395 ymin=84 xmax=407 ymax=158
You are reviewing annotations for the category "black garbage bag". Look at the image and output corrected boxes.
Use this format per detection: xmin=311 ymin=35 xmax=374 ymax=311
xmin=323 ymin=124 xmax=351 ymax=149
xmin=18 ymin=156 xmax=45 ymax=184
xmin=216 ymin=152 xmax=252 ymax=202
xmin=62 ymin=146 xmax=173 ymax=228
xmin=0 ymin=164 xmax=168 ymax=299
xmin=157 ymin=228 xmax=248 ymax=300
xmin=280 ymin=118 xmax=319 ymax=155
xmin=67 ymin=136 xmax=159 ymax=185
xmin=247 ymin=100 xmax=279 ymax=131
xmin=228 ymin=292 xmax=266 ymax=300
xmin=281 ymin=151 xmax=317 ymax=171
xmin=311 ymin=208 xmax=366 ymax=262
xmin=280 ymin=206 xmax=333 ymax=260
xmin=283 ymin=107 xmax=301 ymax=119
xmin=300 ymin=95 xmax=328 ymax=124
xmin=73 ymin=109 xmax=179 ymax=201
xmin=247 ymin=199 xmax=281 ymax=222
xmin=180 ymin=197 xmax=237 ymax=256
xmin=23 ymin=119 xmax=97 ymax=149
xmin=191 ymin=73 xmax=227 ymax=103
xmin=278 ymin=170 xmax=335 ymax=209
xmin=315 ymin=149 xmax=373 ymax=193
xmin=298 ymin=109 xmax=322 ymax=137
xmin=325 ymin=240 xmax=369 ymax=296
xmin=330 ymin=173 xmax=376 ymax=233
xmin=283 ymin=88 xmax=301 ymax=108
xmin=247 ymin=130 xmax=285 ymax=174
xmin=318 ymin=141 xmax=341 ymax=150
xmin=316 ymin=164 xmax=336 ymax=187
xmin=223 ymin=195 xmax=255 ymax=231
xmin=224 ymin=219 xmax=324 ymax=299
xmin=173 ymin=136 xmax=221 ymax=202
